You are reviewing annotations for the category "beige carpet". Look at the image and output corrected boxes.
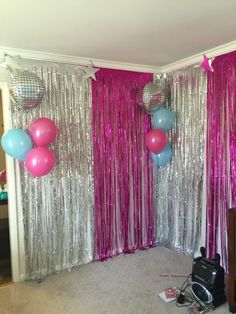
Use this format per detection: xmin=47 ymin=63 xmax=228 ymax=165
xmin=0 ymin=247 xmax=230 ymax=314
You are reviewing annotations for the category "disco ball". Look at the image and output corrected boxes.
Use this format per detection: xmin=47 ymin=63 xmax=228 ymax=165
xmin=137 ymin=82 xmax=166 ymax=114
xmin=9 ymin=69 xmax=45 ymax=110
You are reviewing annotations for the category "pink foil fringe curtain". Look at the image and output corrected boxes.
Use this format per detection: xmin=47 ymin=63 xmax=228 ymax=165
xmin=92 ymin=69 xmax=154 ymax=261
xmin=206 ymin=51 xmax=236 ymax=270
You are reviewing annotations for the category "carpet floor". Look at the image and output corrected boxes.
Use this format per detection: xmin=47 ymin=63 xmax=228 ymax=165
xmin=0 ymin=246 xmax=230 ymax=314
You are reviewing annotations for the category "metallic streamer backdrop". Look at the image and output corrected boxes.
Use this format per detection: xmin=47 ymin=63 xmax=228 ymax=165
xmin=92 ymin=69 xmax=155 ymax=260
xmin=206 ymin=51 xmax=236 ymax=270
xmin=11 ymin=61 xmax=94 ymax=280
xmin=154 ymin=67 xmax=207 ymax=255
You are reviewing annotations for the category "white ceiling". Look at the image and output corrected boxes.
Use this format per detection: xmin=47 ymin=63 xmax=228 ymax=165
xmin=1 ymin=0 xmax=236 ymax=68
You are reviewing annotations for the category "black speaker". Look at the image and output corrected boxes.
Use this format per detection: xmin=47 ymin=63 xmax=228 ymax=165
xmin=191 ymin=248 xmax=226 ymax=307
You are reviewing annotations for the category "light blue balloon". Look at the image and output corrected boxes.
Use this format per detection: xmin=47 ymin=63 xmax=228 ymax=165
xmin=150 ymin=152 xmax=158 ymax=164
xmin=151 ymin=143 xmax=173 ymax=167
xmin=1 ymin=128 xmax=32 ymax=160
xmin=152 ymin=108 xmax=175 ymax=132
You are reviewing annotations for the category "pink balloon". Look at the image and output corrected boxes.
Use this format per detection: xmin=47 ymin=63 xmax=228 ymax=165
xmin=29 ymin=118 xmax=57 ymax=146
xmin=0 ymin=169 xmax=7 ymax=181
xmin=145 ymin=128 xmax=167 ymax=154
xmin=25 ymin=147 xmax=56 ymax=177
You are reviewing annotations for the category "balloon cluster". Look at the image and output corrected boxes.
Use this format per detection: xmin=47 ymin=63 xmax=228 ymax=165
xmin=145 ymin=108 xmax=174 ymax=167
xmin=1 ymin=118 xmax=57 ymax=177
xmin=0 ymin=169 xmax=7 ymax=200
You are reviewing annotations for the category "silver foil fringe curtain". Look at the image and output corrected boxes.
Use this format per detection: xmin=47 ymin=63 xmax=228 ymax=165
xmin=154 ymin=68 xmax=207 ymax=255
xmin=10 ymin=62 xmax=206 ymax=279
xmin=12 ymin=61 xmax=94 ymax=280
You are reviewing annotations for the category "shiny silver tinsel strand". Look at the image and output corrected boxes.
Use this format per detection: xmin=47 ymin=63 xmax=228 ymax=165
xmin=12 ymin=61 xmax=94 ymax=280
xmin=154 ymin=68 xmax=207 ymax=255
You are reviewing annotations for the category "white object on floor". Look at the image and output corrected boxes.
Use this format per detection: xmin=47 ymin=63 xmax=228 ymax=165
xmin=159 ymin=287 xmax=178 ymax=303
